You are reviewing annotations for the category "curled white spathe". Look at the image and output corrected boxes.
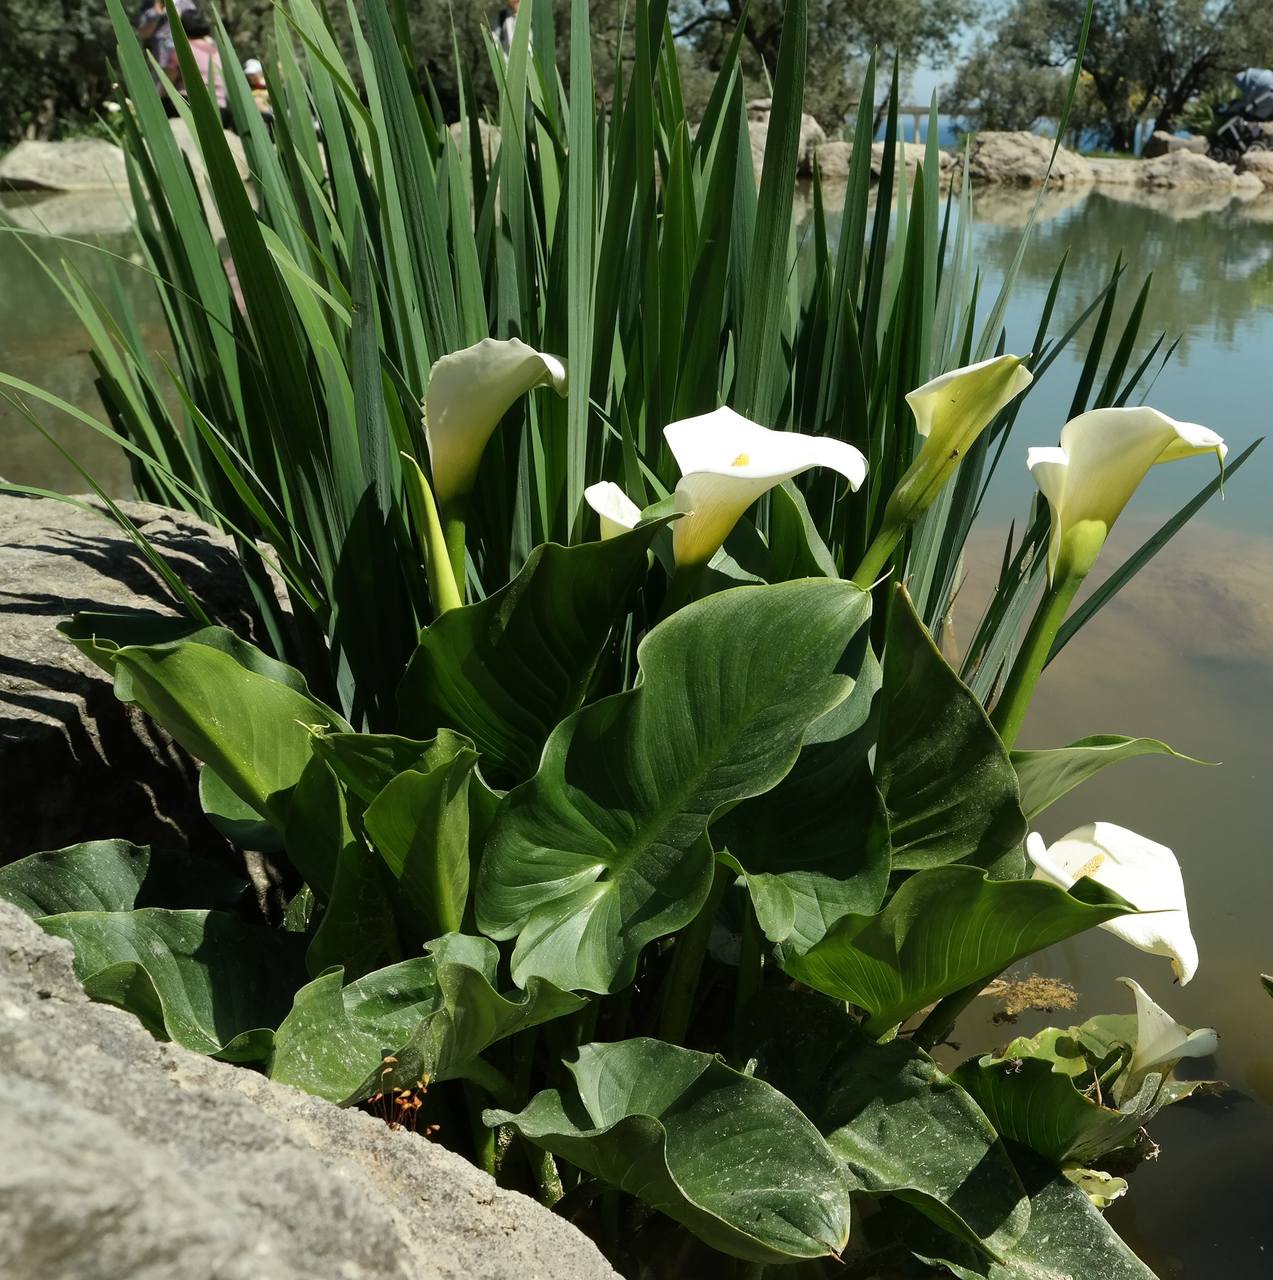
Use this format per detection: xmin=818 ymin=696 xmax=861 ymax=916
xmin=1028 ymin=406 xmax=1226 ymax=584
xmin=584 ymin=482 xmax=642 ymax=540
xmin=1026 ymin=821 xmax=1199 ymax=985
xmin=1118 ymin=977 xmax=1217 ymax=1076
xmin=663 ymin=407 xmax=867 ymax=566
xmin=423 ymin=337 xmax=567 ymax=504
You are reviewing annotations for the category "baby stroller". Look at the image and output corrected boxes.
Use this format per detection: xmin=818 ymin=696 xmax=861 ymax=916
xmin=1209 ymin=67 xmax=1273 ymax=164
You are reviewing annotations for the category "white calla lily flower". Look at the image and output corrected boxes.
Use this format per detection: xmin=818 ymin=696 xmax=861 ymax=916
xmin=1027 ymin=407 xmax=1226 ymax=585
xmin=584 ymin=482 xmax=642 ymax=540
xmin=1118 ymin=977 xmax=1217 ymax=1076
xmin=423 ymin=337 xmax=567 ymax=504
xmin=663 ymin=408 xmax=867 ymax=566
xmin=1026 ymin=822 xmax=1199 ymax=984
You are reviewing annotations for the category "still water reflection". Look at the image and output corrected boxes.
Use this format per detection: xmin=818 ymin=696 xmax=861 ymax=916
xmin=2 ymin=182 xmax=1271 ymax=1275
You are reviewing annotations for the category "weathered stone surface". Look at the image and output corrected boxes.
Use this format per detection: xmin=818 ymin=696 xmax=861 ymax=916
xmin=966 ymin=130 xmax=1094 ymax=187
xmin=448 ymin=118 xmax=501 ymax=166
xmin=1085 ymin=156 xmax=1140 ymax=186
xmin=0 ymin=138 xmax=129 ymax=193
xmin=0 ymin=493 xmax=259 ymax=863
xmin=814 ymin=139 xmax=853 ymax=179
xmin=1141 ymin=130 xmax=1208 ymax=159
xmin=0 ymin=900 xmax=618 ymax=1280
xmin=869 ymin=140 xmax=958 ymax=182
xmin=0 ymin=189 xmax=137 ymax=236
xmin=1137 ymin=149 xmax=1236 ymax=190
xmin=1236 ymin=149 xmax=1273 ymax=189
xmin=746 ymin=97 xmax=827 ymax=176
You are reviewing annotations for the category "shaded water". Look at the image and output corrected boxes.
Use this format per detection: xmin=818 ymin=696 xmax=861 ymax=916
xmin=2 ymin=183 xmax=1271 ymax=1275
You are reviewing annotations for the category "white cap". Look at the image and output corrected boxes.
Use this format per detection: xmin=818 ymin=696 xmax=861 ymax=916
xmin=243 ymin=58 xmax=263 ymax=75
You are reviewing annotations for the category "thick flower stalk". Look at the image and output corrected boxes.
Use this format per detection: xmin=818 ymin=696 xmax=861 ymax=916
xmin=663 ymin=408 xmax=867 ymax=567
xmin=421 ymin=338 xmax=567 ymax=595
xmin=852 ymin=355 xmax=1032 ymax=587
xmin=1026 ymin=822 xmax=1199 ymax=984
xmin=991 ymin=408 xmax=1226 ymax=747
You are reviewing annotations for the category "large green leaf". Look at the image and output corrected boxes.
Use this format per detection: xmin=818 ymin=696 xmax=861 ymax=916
xmin=876 ymin=588 xmax=1025 ymax=874
xmin=1011 ymin=735 xmax=1206 ymax=821
xmin=397 ymin=525 xmax=666 ymax=783
xmin=952 ymin=1023 xmax=1170 ymax=1165
xmin=60 ymin=612 xmax=310 ymax=691
xmin=747 ymin=992 xmax=1029 ymax=1258
xmin=110 ymin=640 xmax=348 ymax=828
xmin=717 ymin=632 xmax=888 ymax=953
xmin=889 ymin=1145 xmax=1158 ymax=1280
xmin=781 ymin=866 xmax=1134 ymax=1035
xmin=477 ymin=579 xmax=871 ymax=993
xmin=37 ymin=908 xmax=307 ymax=1061
xmin=487 ymin=1037 xmax=853 ymax=1264
xmin=287 ymin=756 xmax=399 ymax=981
xmin=309 ymin=728 xmax=474 ymax=806
xmin=0 ymin=839 xmax=246 ymax=917
xmin=270 ymin=933 xmax=584 ymax=1103
xmin=362 ymin=740 xmax=480 ymax=943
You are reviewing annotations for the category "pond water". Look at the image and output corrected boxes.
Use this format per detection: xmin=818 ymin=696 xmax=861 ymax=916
xmin=2 ymin=182 xmax=1272 ymax=1275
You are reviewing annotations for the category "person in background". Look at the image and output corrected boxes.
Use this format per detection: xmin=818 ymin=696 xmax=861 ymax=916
xmin=493 ymin=0 xmax=520 ymax=57
xmin=134 ymin=0 xmax=195 ymax=76
xmin=163 ymin=8 xmax=230 ymax=123
xmin=243 ymin=57 xmax=272 ymax=120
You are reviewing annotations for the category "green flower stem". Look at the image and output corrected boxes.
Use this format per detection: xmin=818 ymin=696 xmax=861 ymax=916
xmin=658 ymin=859 xmax=729 ymax=1044
xmin=400 ymin=452 xmax=462 ymax=614
xmin=658 ymin=561 xmax=707 ymax=621
xmin=732 ymin=903 xmax=763 ymax=1060
xmin=442 ymin=499 xmax=469 ymax=604
xmin=989 ymin=571 xmax=1084 ymax=749
xmin=461 ymin=1059 xmax=518 ymax=1178
xmin=850 ymin=521 xmax=903 ymax=590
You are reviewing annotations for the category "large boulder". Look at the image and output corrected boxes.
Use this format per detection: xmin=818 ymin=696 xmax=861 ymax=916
xmin=869 ymin=140 xmax=958 ymax=185
xmin=0 ymin=138 xmax=128 ymax=192
xmin=1236 ymin=149 xmax=1273 ymax=189
xmin=1085 ymin=156 xmax=1140 ymax=186
xmin=448 ymin=118 xmax=501 ymax=166
xmin=966 ymin=130 xmax=1094 ymax=187
xmin=0 ymin=493 xmax=260 ymax=864
xmin=0 ymin=900 xmax=618 ymax=1280
xmin=1137 ymin=149 xmax=1236 ymax=189
xmin=1141 ymin=130 xmax=1208 ymax=159
xmin=746 ymin=97 xmax=827 ymax=177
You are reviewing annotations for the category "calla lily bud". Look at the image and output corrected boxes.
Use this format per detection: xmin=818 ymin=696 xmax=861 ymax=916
xmin=1028 ymin=407 xmax=1226 ymax=586
xmin=663 ymin=407 xmax=867 ymax=567
xmin=1118 ymin=977 xmax=1217 ymax=1076
xmin=1026 ymin=823 xmax=1199 ymax=984
xmin=584 ymin=482 xmax=642 ymax=540
xmin=885 ymin=355 xmax=1033 ymax=526
xmin=422 ymin=337 xmax=567 ymax=505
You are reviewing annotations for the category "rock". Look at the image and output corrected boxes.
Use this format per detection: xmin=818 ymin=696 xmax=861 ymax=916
xmin=814 ymin=139 xmax=853 ymax=179
xmin=1137 ymin=149 xmax=1236 ymax=190
xmin=869 ymin=140 xmax=958 ymax=184
xmin=1236 ymin=149 xmax=1273 ymax=189
xmin=1141 ymin=130 xmax=1208 ymax=159
xmin=0 ymin=190 xmax=137 ymax=236
xmin=966 ymin=131 xmax=1094 ymax=187
xmin=1085 ymin=156 xmax=1140 ymax=186
xmin=973 ymin=183 xmax=1092 ymax=228
xmin=746 ymin=97 xmax=827 ymax=177
xmin=0 ymin=493 xmax=261 ymax=864
xmin=0 ymin=138 xmax=128 ymax=193
xmin=448 ymin=119 xmax=501 ymax=166
xmin=169 ymin=116 xmax=251 ymax=185
xmin=1233 ymin=169 xmax=1267 ymax=197
xmin=0 ymin=900 xmax=618 ymax=1280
